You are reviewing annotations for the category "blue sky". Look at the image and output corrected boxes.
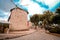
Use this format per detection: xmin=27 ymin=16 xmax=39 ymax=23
xmin=0 ymin=0 xmax=60 ymax=21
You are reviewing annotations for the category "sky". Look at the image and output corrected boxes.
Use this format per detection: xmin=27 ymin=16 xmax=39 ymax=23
xmin=0 ymin=0 xmax=60 ymax=21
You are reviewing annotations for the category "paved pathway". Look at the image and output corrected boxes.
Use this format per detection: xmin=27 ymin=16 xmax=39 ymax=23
xmin=0 ymin=29 xmax=36 ymax=40
xmin=6 ymin=29 xmax=60 ymax=40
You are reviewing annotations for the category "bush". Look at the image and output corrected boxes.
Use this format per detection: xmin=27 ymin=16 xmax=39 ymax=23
xmin=48 ymin=25 xmax=60 ymax=34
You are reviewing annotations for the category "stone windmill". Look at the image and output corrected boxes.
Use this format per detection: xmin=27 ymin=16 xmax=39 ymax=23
xmin=9 ymin=0 xmax=29 ymax=31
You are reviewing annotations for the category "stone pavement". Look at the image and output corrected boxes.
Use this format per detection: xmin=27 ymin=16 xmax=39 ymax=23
xmin=0 ymin=29 xmax=36 ymax=40
xmin=6 ymin=29 xmax=60 ymax=40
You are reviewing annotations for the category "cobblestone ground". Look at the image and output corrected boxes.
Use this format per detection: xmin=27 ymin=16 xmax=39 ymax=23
xmin=6 ymin=29 xmax=60 ymax=40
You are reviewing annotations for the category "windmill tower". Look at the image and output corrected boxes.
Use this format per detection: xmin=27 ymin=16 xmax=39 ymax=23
xmin=9 ymin=0 xmax=29 ymax=31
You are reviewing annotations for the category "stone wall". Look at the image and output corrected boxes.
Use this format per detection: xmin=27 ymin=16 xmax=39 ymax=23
xmin=9 ymin=8 xmax=28 ymax=30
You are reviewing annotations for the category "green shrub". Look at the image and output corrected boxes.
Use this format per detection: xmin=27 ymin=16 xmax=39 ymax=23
xmin=49 ymin=26 xmax=60 ymax=34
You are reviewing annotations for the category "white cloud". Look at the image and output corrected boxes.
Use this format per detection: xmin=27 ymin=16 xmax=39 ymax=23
xmin=28 ymin=3 xmax=45 ymax=15
xmin=0 ymin=10 xmax=10 ymax=21
xmin=4 ymin=12 xmax=10 ymax=16
xmin=36 ymin=0 xmax=60 ymax=8
xmin=18 ymin=0 xmax=47 ymax=20
xmin=0 ymin=10 xmax=10 ymax=16
xmin=20 ymin=0 xmax=31 ymax=6
xmin=36 ymin=0 xmax=45 ymax=3
xmin=27 ymin=2 xmax=46 ymax=20
xmin=19 ymin=0 xmax=46 ymax=15
xmin=0 ymin=0 xmax=59 ymax=21
xmin=44 ymin=0 xmax=60 ymax=8
xmin=0 ymin=17 xmax=8 ymax=21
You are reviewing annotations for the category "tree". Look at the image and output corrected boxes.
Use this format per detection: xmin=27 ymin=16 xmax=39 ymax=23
xmin=30 ymin=14 xmax=40 ymax=26
xmin=38 ymin=14 xmax=44 ymax=21
xmin=53 ymin=7 xmax=60 ymax=24
xmin=43 ymin=10 xmax=54 ymax=24
xmin=55 ymin=7 xmax=60 ymax=14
